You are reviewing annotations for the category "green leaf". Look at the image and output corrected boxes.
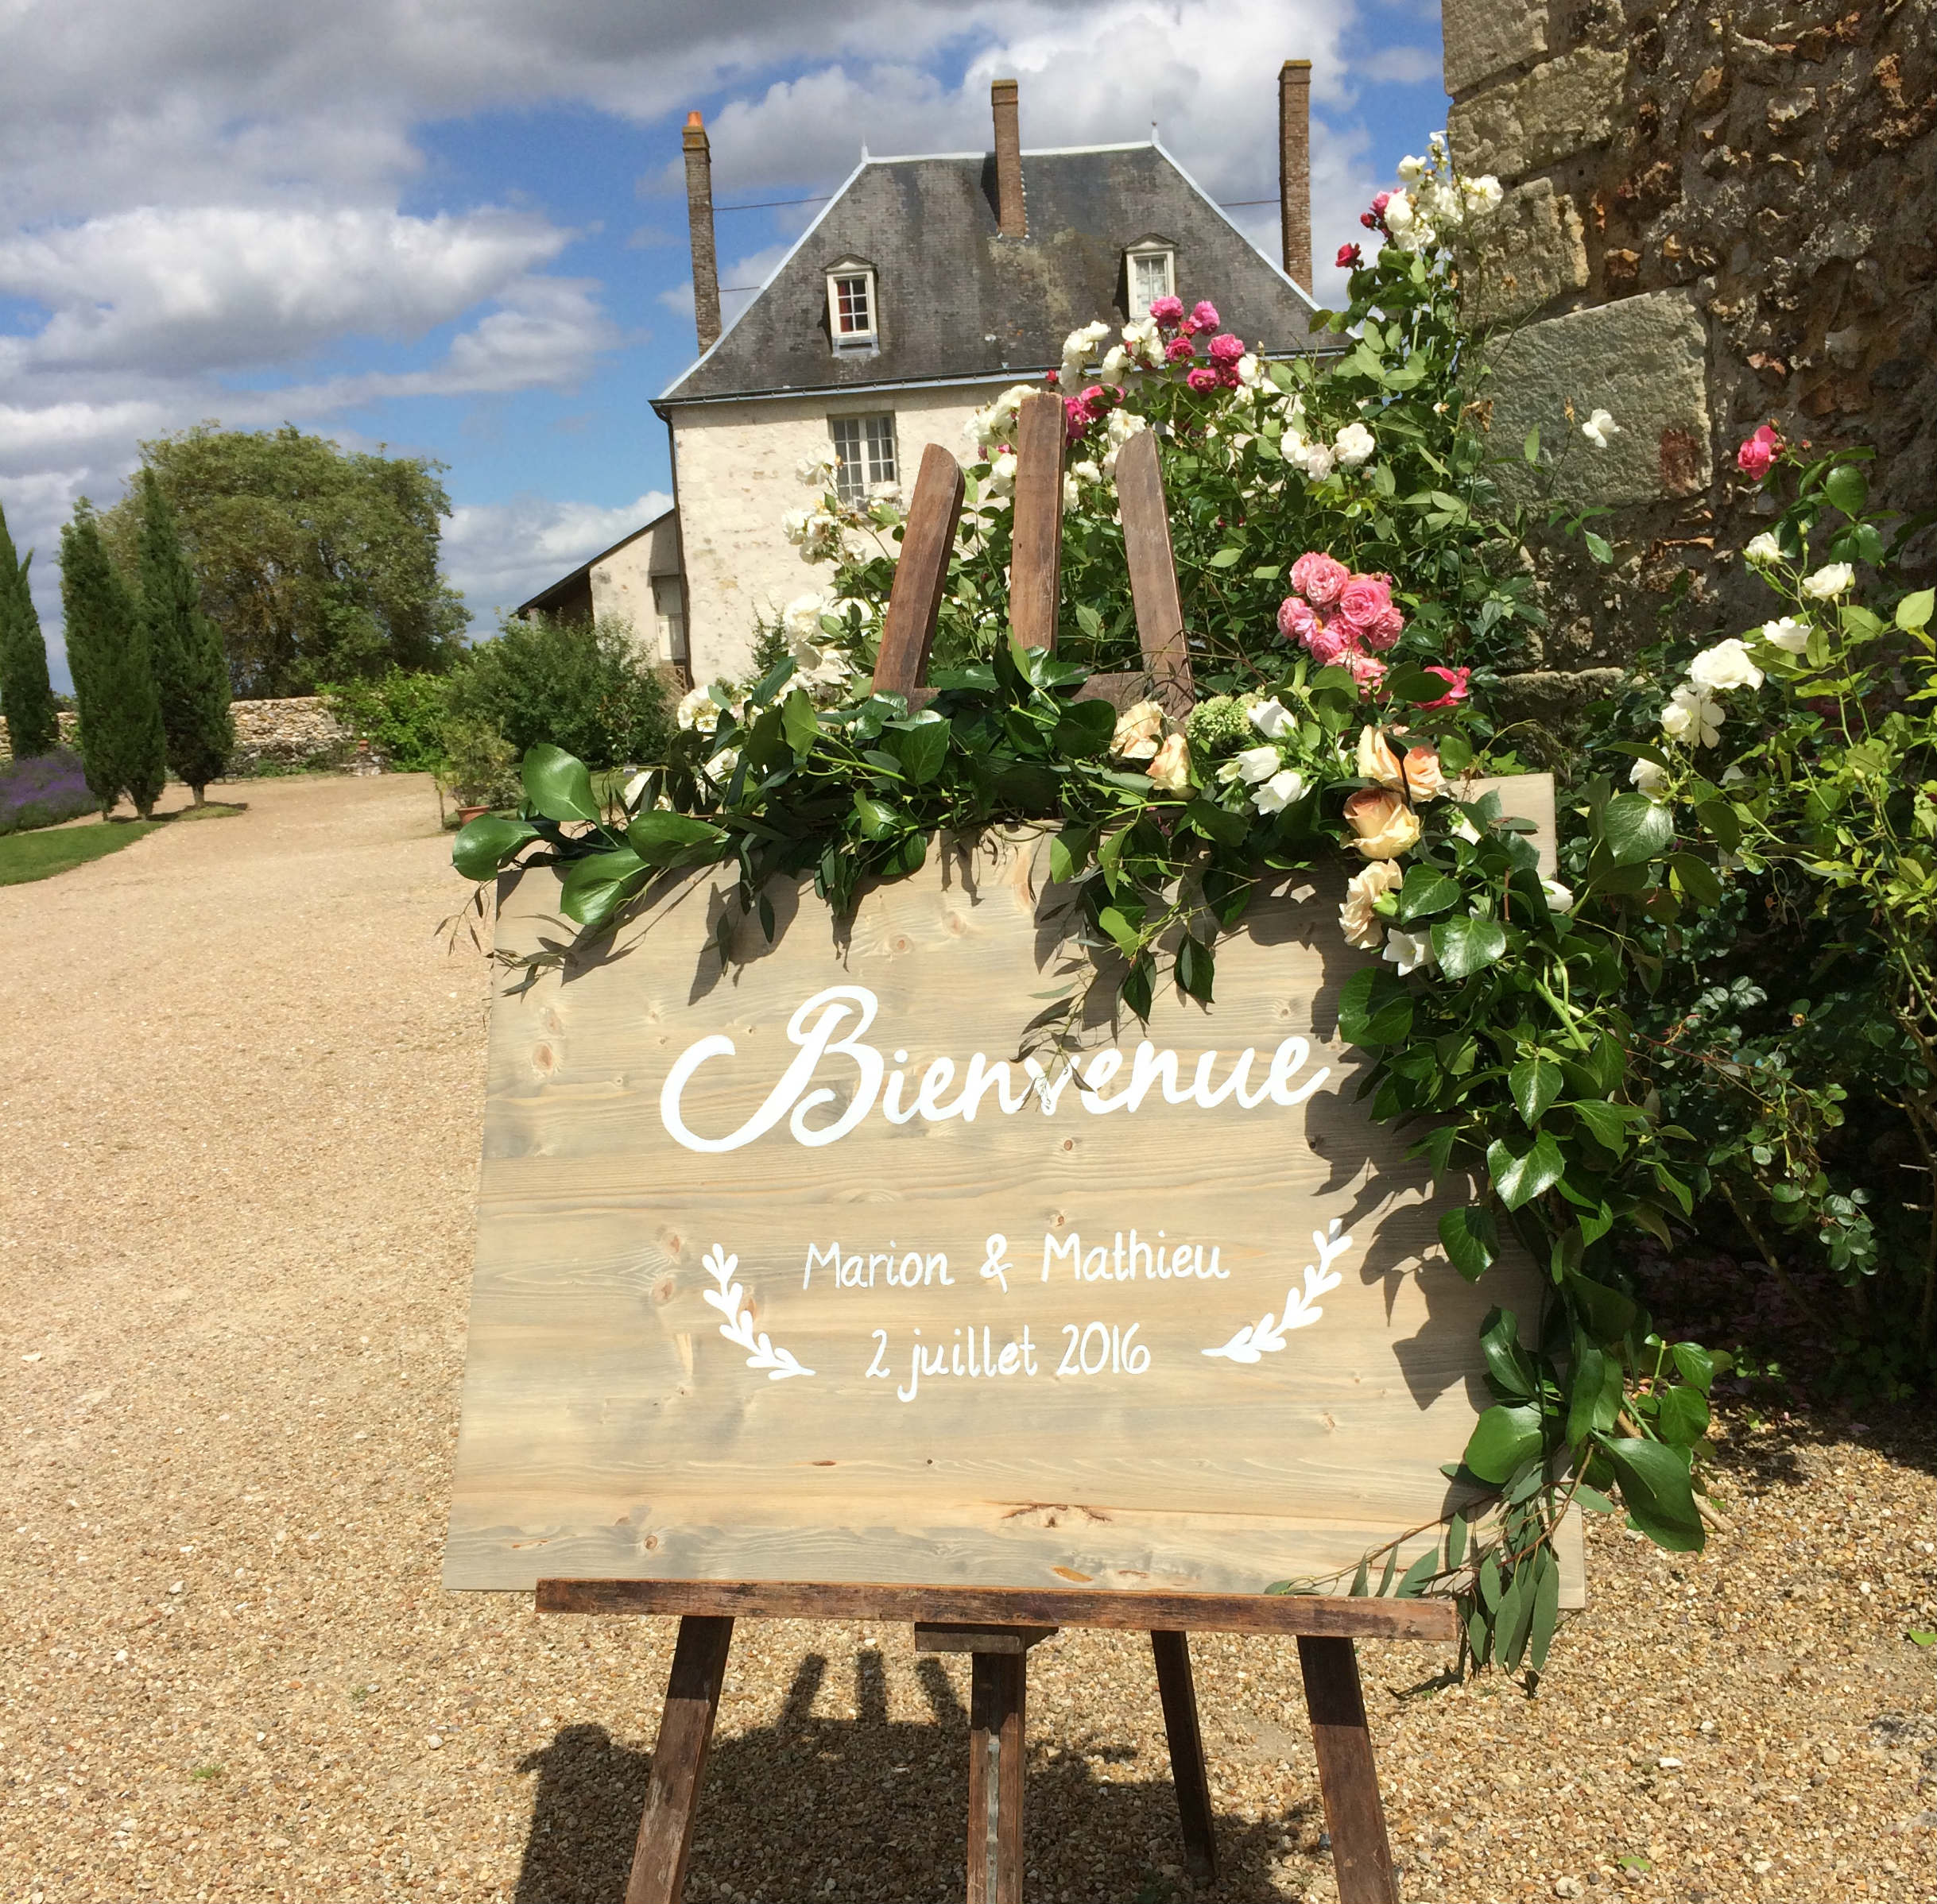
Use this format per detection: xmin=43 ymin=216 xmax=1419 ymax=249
xmin=1338 ymin=966 xmax=1414 ymax=1045
xmin=780 ymin=687 xmax=821 ymax=758
xmin=1394 ymin=869 xmax=1460 ymax=923
xmin=1048 ymin=827 xmax=1094 ymax=884
xmin=1480 ymin=1307 xmax=1538 ymax=1399
xmin=852 ymin=791 xmax=906 ymax=840
xmin=451 ymin=814 xmax=536 ymax=880
xmin=1439 ymin=729 xmax=1474 ymax=774
xmin=1395 ymin=1550 xmax=1439 ymax=1598
xmin=889 ymin=716 xmax=952 ymax=785
xmin=1695 ymin=799 xmax=1741 ymax=850
xmin=1565 ymin=1343 xmax=1621 ymax=1445
xmin=1566 ymin=1271 xmax=1638 ymax=1345
xmin=1602 ymin=791 xmax=1673 ymax=865
xmin=1431 ymin=915 xmax=1509 ymax=980
xmin=558 ymin=847 xmax=647 ymax=929
xmin=1052 ymin=698 xmax=1116 ymax=759
xmin=627 ymin=810 xmax=730 ymax=863
xmin=1897 ymin=588 xmax=1935 ymax=633
xmin=1207 ymin=545 xmax=1243 ymax=568
xmin=1522 ymin=425 xmax=1540 ymax=466
xmin=1528 ymin=1549 xmax=1562 ymax=1673
xmin=1498 ymin=1556 xmax=1540 ymax=1670
xmin=1597 ymin=1434 xmax=1703 ymax=1551
xmin=1383 ymin=663 xmax=1446 ymax=704
xmin=1569 ymin=1098 xmax=1641 ymax=1157
xmin=1669 ymin=851 xmax=1722 ymax=908
xmin=1486 ymin=1132 xmax=1565 ymax=1211
xmin=1377 ymin=1548 xmax=1398 ymax=1597
xmin=1439 ymin=1205 xmax=1498 ymax=1281
xmin=1175 ymin=932 xmax=1216 ymax=1003
xmin=1823 ymin=463 xmax=1868 ymax=517
xmin=1097 ymin=906 xmax=1144 ymax=958
xmin=1654 ymin=1383 xmax=1711 ymax=1447
xmin=1184 ymin=798 xmax=1247 ymax=847
xmin=1671 ymin=1342 xmax=1716 ymax=1393
xmin=1350 ymin=1554 xmax=1369 ymax=1596
xmin=1446 ymin=1513 xmax=1467 ymax=1571
xmin=1464 ymin=1403 xmax=1544 ymax=1484
xmin=1583 ymin=530 xmax=1614 ymax=564
xmin=1509 ymin=1055 xmax=1563 ymax=1127
xmin=521 ymin=744 xmax=599 ymax=824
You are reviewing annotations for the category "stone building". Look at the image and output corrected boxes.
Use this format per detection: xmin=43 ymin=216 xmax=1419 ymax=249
xmin=517 ymin=72 xmax=1323 ymax=689
xmin=1443 ymin=0 xmax=1936 ymax=713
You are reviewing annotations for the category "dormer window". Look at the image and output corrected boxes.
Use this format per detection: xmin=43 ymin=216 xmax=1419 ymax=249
xmin=825 ymin=257 xmax=878 ymax=350
xmin=1125 ymin=240 xmax=1176 ymax=319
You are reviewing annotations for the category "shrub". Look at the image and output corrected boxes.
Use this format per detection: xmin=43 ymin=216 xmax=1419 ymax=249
xmin=60 ymin=504 xmax=167 ymax=818
xmin=441 ymin=715 xmax=520 ymax=808
xmin=445 ymin=613 xmax=673 ymax=768
xmin=323 ymin=668 xmax=452 ymax=773
xmin=0 ymin=747 xmax=95 ymax=835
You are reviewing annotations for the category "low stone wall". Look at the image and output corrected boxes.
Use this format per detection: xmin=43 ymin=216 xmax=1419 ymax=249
xmin=2 ymin=698 xmax=354 ymax=774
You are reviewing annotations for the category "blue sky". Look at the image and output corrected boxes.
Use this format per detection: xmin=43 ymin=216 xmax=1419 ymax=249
xmin=0 ymin=0 xmax=1449 ymax=688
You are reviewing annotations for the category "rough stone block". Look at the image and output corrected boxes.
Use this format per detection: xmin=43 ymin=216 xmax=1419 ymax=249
xmin=1495 ymin=668 xmax=1629 ymax=726
xmin=1465 ymin=178 xmax=1588 ymax=326
xmin=1489 ymin=290 xmax=1714 ymax=509
xmin=1442 ymin=0 xmax=1548 ymax=99
xmin=1447 ymin=48 xmax=1629 ymax=182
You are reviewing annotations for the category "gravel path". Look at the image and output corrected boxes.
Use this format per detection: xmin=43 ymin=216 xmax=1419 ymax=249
xmin=2 ymin=772 xmax=1933 ymax=1903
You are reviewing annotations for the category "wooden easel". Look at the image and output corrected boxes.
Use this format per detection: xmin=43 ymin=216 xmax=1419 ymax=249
xmin=535 ymin=393 xmax=1458 ymax=1902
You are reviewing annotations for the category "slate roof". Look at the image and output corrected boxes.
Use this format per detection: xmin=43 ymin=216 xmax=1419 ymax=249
xmin=657 ymin=141 xmax=1324 ymax=408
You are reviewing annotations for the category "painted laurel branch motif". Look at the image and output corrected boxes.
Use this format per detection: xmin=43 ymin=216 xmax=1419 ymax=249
xmin=1201 ymin=1220 xmax=1355 ymax=1364
xmin=700 ymin=1244 xmax=815 ymax=1380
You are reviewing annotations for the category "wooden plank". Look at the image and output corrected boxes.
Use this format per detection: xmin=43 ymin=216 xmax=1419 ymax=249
xmin=624 ymin=1615 xmax=734 ymax=1904
xmin=1112 ymin=429 xmax=1194 ymax=718
xmin=967 ymin=1651 xmax=1026 ymax=1904
xmin=1150 ymin=1630 xmax=1218 ymax=1882
xmin=913 ymin=1621 xmax=1056 ymax=1654
xmin=873 ymin=443 xmax=965 ymax=695
xmin=536 ymin=1578 xmax=1459 ymax=1641
xmin=1297 ymin=1635 xmax=1398 ymax=1904
xmin=1008 ymin=389 xmax=1064 ymax=650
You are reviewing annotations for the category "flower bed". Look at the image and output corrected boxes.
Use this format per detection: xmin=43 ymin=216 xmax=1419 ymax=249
xmin=0 ymin=746 xmax=95 ymax=834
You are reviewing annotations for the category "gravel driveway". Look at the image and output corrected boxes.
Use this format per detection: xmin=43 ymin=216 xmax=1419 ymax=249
xmin=2 ymin=772 xmax=1933 ymax=1903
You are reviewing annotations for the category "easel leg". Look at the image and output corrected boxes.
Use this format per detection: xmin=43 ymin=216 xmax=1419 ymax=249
xmin=1296 ymin=1635 xmax=1398 ymax=1904
xmin=624 ymin=1614 xmax=734 ymax=1904
xmin=1149 ymin=1630 xmax=1218 ymax=1882
xmin=965 ymin=1650 xmax=1025 ymax=1904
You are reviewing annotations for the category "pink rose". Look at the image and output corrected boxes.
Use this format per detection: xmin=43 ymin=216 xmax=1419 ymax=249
xmin=1737 ymin=424 xmax=1782 ymax=481
xmin=1370 ymin=192 xmax=1391 ymax=217
xmin=1081 ymin=384 xmax=1111 ymax=409
xmin=1276 ymin=594 xmax=1319 ymax=643
xmin=1307 ymin=621 xmax=1357 ymax=668
xmin=1358 ymin=602 xmax=1406 ymax=652
xmin=1335 ymin=574 xmax=1396 ymax=637
xmin=1186 ymin=366 xmax=1220 ymax=393
xmin=1207 ymin=332 xmax=1245 ymax=364
xmin=1165 ymin=336 xmax=1196 ymax=364
xmin=1063 ymin=396 xmax=1092 ymax=442
xmin=1288 ymin=551 xmax=1351 ymax=610
xmin=1345 ymin=650 xmax=1389 ymax=694
xmin=1416 ymin=664 xmax=1471 ymax=710
xmin=1337 ymin=242 xmax=1362 ymax=269
xmin=1359 ymin=210 xmax=1378 ymax=230
xmin=1148 ymin=294 xmax=1184 ymax=330
xmin=1190 ymin=300 xmax=1221 ymax=330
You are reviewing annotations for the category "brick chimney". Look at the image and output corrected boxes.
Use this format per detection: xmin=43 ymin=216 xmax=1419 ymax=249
xmin=991 ymin=79 xmax=1026 ymax=238
xmin=683 ymin=110 xmax=722 ymax=353
xmin=1278 ymin=60 xmax=1313 ymax=290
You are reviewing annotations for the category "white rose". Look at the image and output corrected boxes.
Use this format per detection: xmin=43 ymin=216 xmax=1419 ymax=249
xmin=795 ymin=450 xmax=838 ymax=488
xmin=1464 ymin=174 xmax=1504 ymax=215
xmin=1801 ymin=562 xmax=1854 ymax=599
xmin=1334 ymin=421 xmax=1377 ymax=469
xmin=1540 ymin=877 xmax=1575 ymax=914
xmin=1071 ymin=459 xmax=1102 ymax=486
xmin=1249 ymin=697 xmax=1294 ymax=740
xmin=1383 ymin=191 xmax=1415 ymax=233
xmin=676 ymin=685 xmax=722 ymax=734
xmin=1338 ymin=860 xmax=1404 ymax=950
xmin=1221 ymin=744 xmax=1281 ymax=786
xmin=1661 ymin=684 xmax=1723 ymax=749
xmin=1582 ymin=408 xmax=1620 ymax=450
xmin=1099 ymin=345 xmax=1132 ymax=385
xmin=1237 ymin=352 xmax=1263 ymax=389
xmin=1761 ymin=617 xmax=1810 ymax=653
xmin=1629 ymin=757 xmax=1669 ymax=799
xmin=783 ymin=591 xmax=833 ymax=638
xmin=987 ymin=451 xmax=1017 ymax=497
xmin=1106 ymin=408 xmax=1148 ymax=448
xmin=1298 ymin=442 xmax=1338 ymax=482
xmin=1687 ymin=637 xmax=1765 ymax=693
xmin=1251 ymin=768 xmax=1307 ymax=815
xmin=1381 ymin=927 xmax=1436 ymax=977
xmin=1397 ymin=155 xmax=1425 ymax=183
xmin=1744 ymin=532 xmax=1784 ymax=567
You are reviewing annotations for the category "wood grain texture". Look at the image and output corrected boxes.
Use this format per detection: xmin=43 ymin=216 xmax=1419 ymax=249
xmin=967 ymin=1651 xmax=1026 ymax=1904
xmin=533 ymin=1580 xmax=1459 ymax=1640
xmin=1297 ymin=1636 xmax=1398 ymax=1904
xmin=913 ymin=1622 xmax=1057 ymax=1654
xmin=1008 ymin=392 xmax=1064 ymax=650
xmin=1151 ymin=1630 xmax=1218 ymax=1880
xmin=449 ymin=808 xmax=1570 ymax=1609
xmin=624 ymin=1615 xmax=734 ymax=1904
xmin=873 ymin=443 xmax=964 ymax=695
xmin=1114 ymin=431 xmax=1194 ymax=718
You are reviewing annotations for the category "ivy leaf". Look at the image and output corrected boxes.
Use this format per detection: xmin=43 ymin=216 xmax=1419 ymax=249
xmin=451 ymin=814 xmax=535 ymax=881
xmin=1508 ymin=1055 xmax=1563 ymax=1127
xmin=779 ymin=687 xmax=821 ymax=759
xmin=1671 ymin=1342 xmax=1717 ymax=1392
xmin=1048 ymin=827 xmax=1095 ymax=884
xmin=1438 ymin=1205 xmax=1498 ymax=1281
xmin=1654 ymin=1383 xmax=1711 ymax=1447
xmin=1486 ymin=1132 xmax=1565 ymax=1211
xmin=1052 ymin=699 xmax=1116 ymax=759
xmin=1569 ymin=1098 xmax=1641 ymax=1156
xmin=521 ymin=744 xmax=599 ymax=824
xmin=1479 ymin=1306 xmax=1538 ymax=1399
xmin=1463 ymin=1402 xmax=1544 ymax=1483
xmin=1394 ymin=869 xmax=1460 ymax=923
xmin=1431 ymin=915 xmax=1509 ymax=980
xmin=852 ymin=791 xmax=906 ymax=840
xmin=1567 ymin=1271 xmax=1638 ymax=1345
xmin=1565 ymin=1342 xmax=1622 ymax=1445
xmin=1338 ymin=966 xmax=1414 ymax=1045
xmin=1596 ymin=1434 xmax=1703 ymax=1552
xmin=889 ymin=716 xmax=952 ymax=785
xmin=1602 ymin=791 xmax=1673 ymax=866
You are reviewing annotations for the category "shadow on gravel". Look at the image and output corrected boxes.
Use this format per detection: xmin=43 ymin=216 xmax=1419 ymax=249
xmin=513 ymin=1647 xmax=1311 ymax=1903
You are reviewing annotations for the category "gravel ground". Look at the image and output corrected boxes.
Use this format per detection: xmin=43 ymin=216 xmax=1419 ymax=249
xmin=2 ymin=772 xmax=1934 ymax=1904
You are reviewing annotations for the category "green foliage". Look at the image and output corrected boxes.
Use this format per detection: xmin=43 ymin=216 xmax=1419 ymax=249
xmin=0 ymin=500 xmax=60 ymax=759
xmin=61 ymin=504 xmax=167 ymax=819
xmin=444 ymin=613 xmax=673 ymax=770
xmin=138 ymin=470 xmax=233 ymax=797
xmin=440 ymin=716 xmax=520 ymax=808
xmin=101 ymin=424 xmax=467 ymax=696
xmin=0 ymin=816 xmax=161 ymax=885
xmin=322 ymin=668 xmax=452 ymax=774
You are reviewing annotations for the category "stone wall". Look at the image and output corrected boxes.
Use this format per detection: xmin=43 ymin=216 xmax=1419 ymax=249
xmin=1443 ymin=0 xmax=1937 ymax=710
xmin=2 ymin=698 xmax=352 ymax=773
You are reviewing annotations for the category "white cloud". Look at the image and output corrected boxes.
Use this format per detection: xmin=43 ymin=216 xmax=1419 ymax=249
xmin=442 ymin=489 xmax=673 ymax=624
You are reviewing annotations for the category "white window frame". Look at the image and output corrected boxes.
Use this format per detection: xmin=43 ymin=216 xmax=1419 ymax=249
xmin=825 ymin=261 xmax=878 ymax=350
xmin=1125 ymin=243 xmax=1176 ymax=319
xmin=829 ymin=412 xmax=897 ymax=506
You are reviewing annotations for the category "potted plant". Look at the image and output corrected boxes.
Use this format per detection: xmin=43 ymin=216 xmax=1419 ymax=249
xmin=440 ymin=716 xmax=519 ymax=824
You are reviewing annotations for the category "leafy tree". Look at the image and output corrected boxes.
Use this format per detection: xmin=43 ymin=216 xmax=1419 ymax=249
xmin=61 ymin=504 xmax=166 ymax=818
xmin=102 ymin=425 xmax=468 ymax=697
xmin=445 ymin=613 xmax=673 ymax=768
xmin=137 ymin=471 xmax=232 ymax=803
xmin=0 ymin=500 xmax=60 ymax=759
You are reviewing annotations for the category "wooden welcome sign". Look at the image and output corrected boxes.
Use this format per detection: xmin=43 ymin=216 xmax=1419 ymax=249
xmin=445 ymin=397 xmax=1567 ymax=1904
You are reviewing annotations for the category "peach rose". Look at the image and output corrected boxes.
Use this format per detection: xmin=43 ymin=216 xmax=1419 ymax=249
xmin=1145 ymin=732 xmax=1191 ymax=791
xmin=1343 ymin=786 xmax=1423 ymax=860
xmin=1110 ymin=698 xmax=1165 ymax=760
xmin=1355 ymin=725 xmax=1405 ymax=788
xmin=1400 ymin=745 xmax=1446 ymax=801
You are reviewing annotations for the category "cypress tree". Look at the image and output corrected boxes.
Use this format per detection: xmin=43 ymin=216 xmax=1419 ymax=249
xmin=137 ymin=470 xmax=232 ymax=803
xmin=60 ymin=504 xmax=167 ymax=819
xmin=0 ymin=500 xmax=60 ymax=759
